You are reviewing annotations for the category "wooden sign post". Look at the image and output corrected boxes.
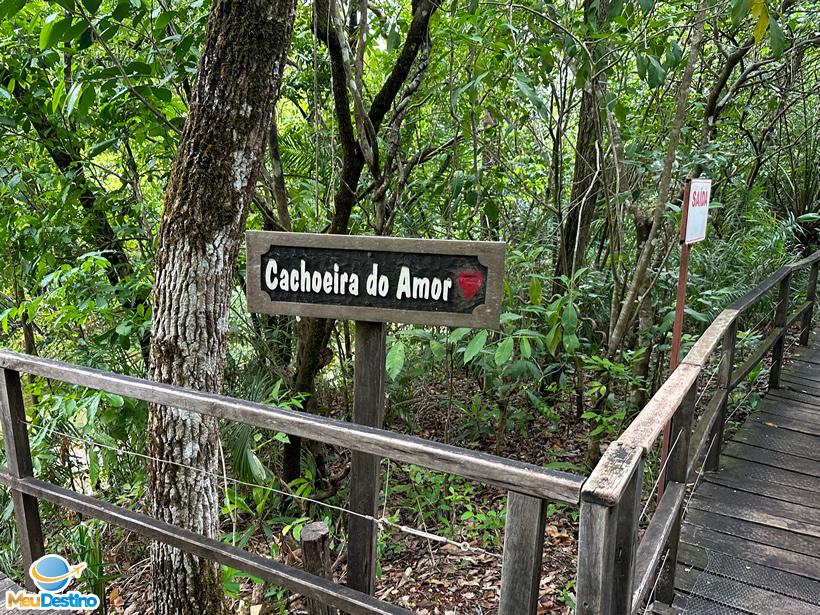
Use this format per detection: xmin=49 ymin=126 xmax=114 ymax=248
xmin=246 ymin=231 xmax=505 ymax=596
xmin=659 ymin=178 xmax=711 ymax=502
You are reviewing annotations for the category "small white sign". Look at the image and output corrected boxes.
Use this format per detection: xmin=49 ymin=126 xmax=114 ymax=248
xmin=685 ymin=178 xmax=711 ymax=244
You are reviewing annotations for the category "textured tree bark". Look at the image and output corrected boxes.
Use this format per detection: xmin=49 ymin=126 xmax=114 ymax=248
xmin=147 ymin=1 xmax=296 ymax=614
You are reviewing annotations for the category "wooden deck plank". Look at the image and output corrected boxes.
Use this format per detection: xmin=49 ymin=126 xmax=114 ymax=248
xmin=779 ymin=372 xmax=820 ymax=390
xmin=677 ymin=542 xmax=820 ymax=605
xmin=679 ymin=515 xmax=820 ymax=579
xmin=781 ymin=382 xmax=820 ymax=397
xmin=686 ymin=482 xmax=820 ymax=530
xmin=764 ymin=395 xmax=820 ymax=414
xmin=762 ymin=387 xmax=820 ymax=408
xmin=704 ymin=468 xmax=820 ymax=509
xmin=722 ymin=440 xmax=820 ymax=477
xmin=752 ymin=395 xmax=820 ymax=423
xmin=751 ymin=410 xmax=820 ymax=437
xmin=674 ymin=565 xmax=818 ymax=615
xmin=683 ymin=508 xmax=820 ymax=557
xmin=716 ymin=455 xmax=820 ymax=491
xmin=766 ymin=388 xmax=820 ymax=409
xmin=730 ymin=423 xmax=820 ymax=461
xmin=0 ymin=572 xmax=63 ymax=614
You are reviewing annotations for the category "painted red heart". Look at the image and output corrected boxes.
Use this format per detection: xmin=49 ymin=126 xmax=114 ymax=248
xmin=458 ymin=271 xmax=484 ymax=301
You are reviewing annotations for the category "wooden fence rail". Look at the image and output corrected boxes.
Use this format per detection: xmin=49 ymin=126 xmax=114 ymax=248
xmin=0 ymin=344 xmax=584 ymax=612
xmin=576 ymin=249 xmax=820 ymax=615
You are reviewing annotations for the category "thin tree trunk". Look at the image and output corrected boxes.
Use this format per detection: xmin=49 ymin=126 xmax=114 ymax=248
xmin=147 ymin=1 xmax=296 ymax=614
xmin=283 ymin=0 xmax=436 ymax=481
xmin=607 ymin=0 xmax=708 ymax=357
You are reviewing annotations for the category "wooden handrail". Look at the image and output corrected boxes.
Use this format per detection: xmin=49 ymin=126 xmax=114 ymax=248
xmin=0 ymin=469 xmax=410 ymax=615
xmin=0 ymin=350 xmax=583 ymax=504
xmin=0 ymin=336 xmax=586 ymax=614
xmin=577 ymin=248 xmax=820 ymax=614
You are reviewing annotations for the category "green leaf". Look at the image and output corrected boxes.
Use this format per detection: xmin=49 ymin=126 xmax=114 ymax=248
xmin=88 ymin=447 xmax=100 ymax=487
xmin=515 ymin=73 xmax=549 ymax=122
xmin=88 ymin=137 xmax=118 ymax=157
xmin=115 ymin=322 xmax=132 ymax=336
xmin=664 ymin=41 xmax=683 ymax=68
xmin=769 ymin=18 xmax=785 ymax=56
xmin=40 ymin=15 xmax=72 ymax=50
xmin=386 ymin=28 xmax=401 ymax=52
xmin=78 ymin=85 xmax=96 ymax=115
xmin=684 ymin=306 xmax=710 ymax=322
xmin=646 ymin=55 xmax=666 ymax=88
xmin=545 ymin=324 xmax=561 ymax=356
xmin=520 ymin=337 xmax=532 ymax=359
xmin=386 ymin=342 xmax=406 ymax=381
xmin=106 ymin=393 xmax=124 ymax=407
xmin=449 ymin=327 xmax=470 ymax=343
xmin=528 ymin=277 xmax=542 ymax=305
xmin=561 ymin=303 xmax=578 ymax=332
xmin=52 ymin=79 xmax=65 ymax=113
xmin=563 ymin=332 xmax=580 ymax=354
xmin=82 ymin=0 xmax=102 ymax=15
xmin=64 ymin=81 xmax=83 ymax=116
xmin=463 ymin=330 xmax=488 ymax=364
xmin=731 ymin=0 xmax=750 ymax=26
xmin=0 ymin=0 xmax=26 ymax=20
xmin=0 ymin=116 xmax=17 ymax=128
xmin=753 ymin=9 xmax=769 ymax=43
xmin=660 ymin=310 xmax=676 ymax=334
xmin=153 ymin=10 xmax=175 ymax=38
xmin=797 ymin=213 xmax=820 ymax=223
xmin=636 ymin=54 xmax=648 ymax=80
xmin=430 ymin=340 xmax=445 ymax=362
xmin=495 ymin=337 xmax=514 ymax=366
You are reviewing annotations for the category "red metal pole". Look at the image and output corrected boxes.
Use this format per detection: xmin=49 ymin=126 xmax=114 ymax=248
xmin=658 ymin=181 xmax=691 ymax=503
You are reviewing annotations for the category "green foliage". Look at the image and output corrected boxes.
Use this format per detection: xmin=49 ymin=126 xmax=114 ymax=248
xmin=1 ymin=0 xmax=818 ymax=606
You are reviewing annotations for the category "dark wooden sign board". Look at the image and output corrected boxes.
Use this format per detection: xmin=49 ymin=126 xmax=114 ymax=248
xmin=245 ymin=230 xmax=505 ymax=599
xmin=246 ymin=231 xmax=505 ymax=329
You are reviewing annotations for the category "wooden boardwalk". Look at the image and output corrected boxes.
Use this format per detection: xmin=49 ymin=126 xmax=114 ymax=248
xmin=656 ymin=336 xmax=820 ymax=614
xmin=0 ymin=573 xmax=60 ymax=613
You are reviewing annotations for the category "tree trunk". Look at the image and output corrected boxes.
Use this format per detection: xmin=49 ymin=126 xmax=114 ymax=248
xmin=554 ymin=0 xmax=606 ymax=292
xmin=147 ymin=2 xmax=296 ymax=614
xmin=282 ymin=0 xmax=436 ymax=482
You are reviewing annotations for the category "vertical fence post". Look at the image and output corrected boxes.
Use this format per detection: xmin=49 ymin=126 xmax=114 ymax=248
xmin=770 ymin=272 xmax=792 ymax=390
xmin=301 ymin=521 xmax=335 ymax=615
xmin=0 ymin=368 xmax=44 ymax=589
xmin=800 ymin=262 xmax=819 ymax=346
xmin=576 ymin=442 xmax=643 ymax=615
xmin=499 ymin=492 xmax=547 ymax=615
xmin=656 ymin=382 xmax=696 ymax=604
xmin=347 ymin=321 xmax=386 ymax=596
xmin=706 ymin=319 xmax=737 ymax=472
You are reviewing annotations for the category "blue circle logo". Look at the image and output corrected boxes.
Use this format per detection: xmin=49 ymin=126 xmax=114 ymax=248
xmin=29 ymin=555 xmax=84 ymax=593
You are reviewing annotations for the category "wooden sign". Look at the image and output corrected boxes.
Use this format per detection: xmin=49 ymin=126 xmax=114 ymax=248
xmin=684 ymin=178 xmax=711 ymax=244
xmin=246 ymin=231 xmax=505 ymax=328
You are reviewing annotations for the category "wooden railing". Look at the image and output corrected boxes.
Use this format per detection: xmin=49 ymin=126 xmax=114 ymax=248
xmin=3 ymin=251 xmax=818 ymax=614
xmin=575 ymin=249 xmax=820 ymax=614
xmin=0 ymin=348 xmax=584 ymax=614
